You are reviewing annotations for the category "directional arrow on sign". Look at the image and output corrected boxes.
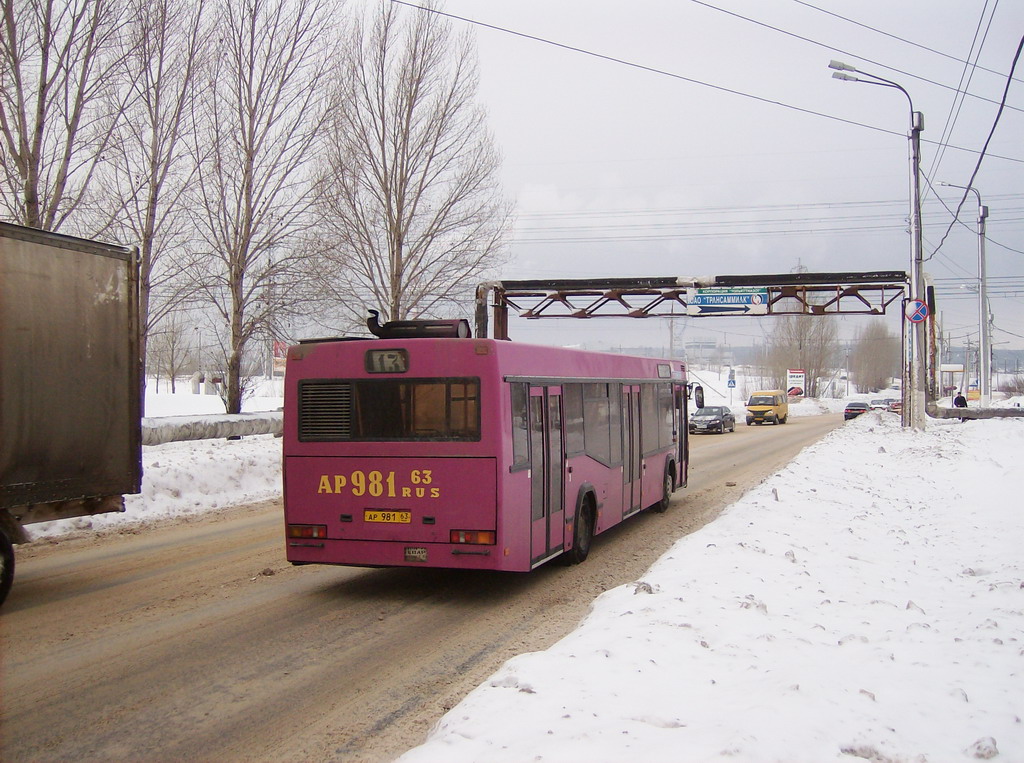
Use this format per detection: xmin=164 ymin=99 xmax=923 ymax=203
xmin=688 ymin=303 xmax=765 ymax=315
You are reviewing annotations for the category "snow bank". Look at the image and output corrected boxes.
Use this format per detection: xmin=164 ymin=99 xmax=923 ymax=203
xmin=398 ymin=413 xmax=1024 ymax=763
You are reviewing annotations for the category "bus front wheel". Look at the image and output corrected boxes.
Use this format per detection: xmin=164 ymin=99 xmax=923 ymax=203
xmin=565 ymin=494 xmax=595 ymax=565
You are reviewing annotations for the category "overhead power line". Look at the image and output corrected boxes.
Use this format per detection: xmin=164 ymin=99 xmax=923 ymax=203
xmin=924 ymin=0 xmax=997 ymax=184
xmin=516 ymin=193 xmax=1024 ymax=220
xmin=927 ymin=31 xmax=1024 ymax=260
xmin=993 ymin=323 xmax=1024 ymax=341
xmin=792 ymin=0 xmax=1024 ymax=86
xmin=690 ymin=0 xmax=1023 ymax=116
xmin=391 ymin=1 xmax=1024 ymax=165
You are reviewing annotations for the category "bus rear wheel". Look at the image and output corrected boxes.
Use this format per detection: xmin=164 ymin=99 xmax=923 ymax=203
xmin=654 ymin=467 xmax=674 ymax=513
xmin=565 ymin=494 xmax=595 ymax=565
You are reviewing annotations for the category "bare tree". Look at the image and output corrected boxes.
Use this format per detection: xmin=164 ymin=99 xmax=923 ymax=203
xmin=764 ymin=314 xmax=839 ymax=397
xmin=188 ymin=0 xmax=332 ymax=413
xmin=850 ymin=319 xmax=900 ymax=393
xmin=999 ymin=375 xmax=1024 ymax=396
xmin=314 ymin=2 xmax=511 ymax=327
xmin=93 ymin=0 xmax=209 ymax=411
xmin=0 ymin=0 xmax=129 ymax=231
xmin=147 ymin=310 xmax=192 ymax=393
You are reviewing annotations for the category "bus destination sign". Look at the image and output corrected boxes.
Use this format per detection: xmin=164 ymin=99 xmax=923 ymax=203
xmin=687 ymin=287 xmax=769 ymax=317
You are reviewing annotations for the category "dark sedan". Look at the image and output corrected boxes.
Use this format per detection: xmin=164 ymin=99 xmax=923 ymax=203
xmin=689 ymin=406 xmax=736 ymax=434
xmin=844 ymin=402 xmax=869 ymax=420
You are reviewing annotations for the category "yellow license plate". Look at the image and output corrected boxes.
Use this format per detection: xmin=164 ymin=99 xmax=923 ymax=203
xmin=364 ymin=510 xmax=411 ymax=524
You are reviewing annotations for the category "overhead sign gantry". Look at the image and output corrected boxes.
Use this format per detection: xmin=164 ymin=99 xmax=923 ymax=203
xmin=475 ymin=270 xmax=909 ymax=340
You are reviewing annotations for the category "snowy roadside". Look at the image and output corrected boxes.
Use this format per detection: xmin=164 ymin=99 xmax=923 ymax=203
xmin=28 ymin=434 xmax=283 ymax=539
xmin=398 ymin=413 xmax=1024 ymax=763
xmin=27 ymin=385 xmax=285 ymax=540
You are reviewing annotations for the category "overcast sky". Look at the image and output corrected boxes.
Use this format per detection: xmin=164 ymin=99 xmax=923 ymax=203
xmin=401 ymin=0 xmax=1023 ymax=357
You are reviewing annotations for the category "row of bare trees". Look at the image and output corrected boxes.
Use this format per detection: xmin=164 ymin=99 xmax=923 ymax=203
xmin=0 ymin=0 xmax=511 ymax=412
xmin=755 ymin=315 xmax=900 ymax=396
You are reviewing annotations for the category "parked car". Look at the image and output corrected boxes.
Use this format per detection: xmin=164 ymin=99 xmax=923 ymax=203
xmin=887 ymin=400 xmax=903 ymax=414
xmin=844 ymin=402 xmax=869 ymax=420
xmin=869 ymin=399 xmax=888 ymax=410
xmin=690 ymin=406 xmax=736 ymax=434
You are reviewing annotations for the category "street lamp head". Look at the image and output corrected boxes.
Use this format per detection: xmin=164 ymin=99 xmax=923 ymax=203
xmin=828 ymin=60 xmax=856 ymax=72
xmin=831 ymin=71 xmax=859 ymax=82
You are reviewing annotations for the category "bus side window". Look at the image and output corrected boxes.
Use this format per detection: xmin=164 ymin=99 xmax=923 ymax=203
xmin=563 ymin=384 xmax=584 ymax=455
xmin=608 ymin=384 xmax=621 ymax=464
xmin=641 ymin=385 xmax=659 ymax=454
xmin=583 ymin=383 xmax=621 ymax=465
xmin=511 ymin=382 xmax=529 ymax=470
xmin=583 ymin=383 xmax=609 ymax=464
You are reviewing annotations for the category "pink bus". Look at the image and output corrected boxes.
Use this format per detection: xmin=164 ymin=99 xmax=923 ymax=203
xmin=283 ymin=320 xmax=696 ymax=571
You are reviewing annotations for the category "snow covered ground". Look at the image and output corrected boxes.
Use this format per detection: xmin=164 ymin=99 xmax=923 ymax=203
xmin=399 ymin=410 xmax=1024 ymax=763
xmin=28 ymin=381 xmax=286 ymax=538
xmin=25 ymin=379 xmax=1024 ymax=762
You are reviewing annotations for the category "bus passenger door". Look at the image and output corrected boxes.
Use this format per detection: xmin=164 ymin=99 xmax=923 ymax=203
xmin=622 ymin=384 xmax=642 ymax=515
xmin=675 ymin=382 xmax=688 ymax=486
xmin=529 ymin=387 xmax=565 ymax=565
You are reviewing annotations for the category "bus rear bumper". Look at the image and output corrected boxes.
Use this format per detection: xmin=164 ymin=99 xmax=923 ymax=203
xmin=286 ymin=538 xmax=524 ymax=571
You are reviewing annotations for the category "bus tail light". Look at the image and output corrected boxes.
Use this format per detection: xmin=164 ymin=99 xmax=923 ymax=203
xmin=288 ymin=524 xmax=327 ymax=539
xmin=450 ymin=529 xmax=496 ymax=545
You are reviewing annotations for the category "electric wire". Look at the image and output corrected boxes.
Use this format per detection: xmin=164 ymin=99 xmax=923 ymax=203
xmin=690 ymin=0 xmax=1023 ymax=116
xmin=922 ymin=174 xmax=1024 ymax=257
xmin=791 ymin=0 xmax=1024 ymax=86
xmin=927 ymin=32 xmax=1024 ymax=261
xmin=924 ymin=0 xmax=996 ymax=188
xmin=993 ymin=323 xmax=1024 ymax=341
xmin=390 ymin=1 xmax=1024 ymax=165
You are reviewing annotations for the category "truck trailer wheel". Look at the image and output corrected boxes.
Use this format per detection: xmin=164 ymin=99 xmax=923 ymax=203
xmin=0 ymin=529 xmax=13 ymax=608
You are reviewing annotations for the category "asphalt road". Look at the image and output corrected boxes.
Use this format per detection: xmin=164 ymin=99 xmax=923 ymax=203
xmin=1 ymin=413 xmax=843 ymax=762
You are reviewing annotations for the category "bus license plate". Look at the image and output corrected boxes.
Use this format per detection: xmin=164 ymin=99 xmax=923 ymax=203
xmin=405 ymin=547 xmax=428 ymax=562
xmin=364 ymin=510 xmax=411 ymax=523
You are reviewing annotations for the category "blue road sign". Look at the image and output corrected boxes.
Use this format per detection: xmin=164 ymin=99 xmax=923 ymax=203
xmin=687 ymin=287 xmax=769 ymax=317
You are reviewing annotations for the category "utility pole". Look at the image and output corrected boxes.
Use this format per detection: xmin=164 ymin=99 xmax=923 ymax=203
xmin=845 ymin=347 xmax=850 ymax=396
xmin=907 ymin=109 xmax=927 ymax=427
xmin=941 ymin=183 xmax=990 ymax=406
xmin=830 ymin=61 xmax=927 ymax=428
xmin=964 ymin=337 xmax=972 ymax=396
xmin=978 ymin=203 xmax=991 ymax=406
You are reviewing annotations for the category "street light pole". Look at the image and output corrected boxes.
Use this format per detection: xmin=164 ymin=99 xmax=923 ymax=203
xmin=830 ymin=61 xmax=927 ymax=429
xmin=940 ymin=182 xmax=991 ymax=406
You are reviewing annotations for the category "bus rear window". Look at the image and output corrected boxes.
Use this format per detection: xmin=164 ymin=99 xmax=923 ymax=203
xmin=299 ymin=378 xmax=480 ymax=441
